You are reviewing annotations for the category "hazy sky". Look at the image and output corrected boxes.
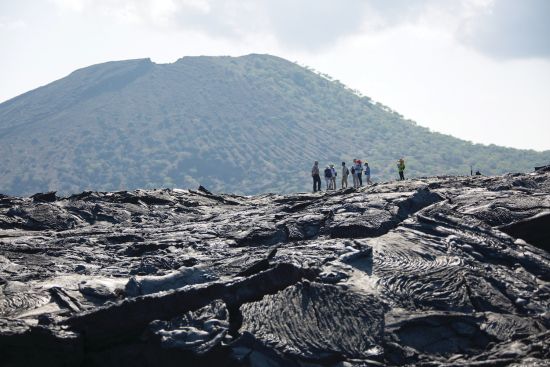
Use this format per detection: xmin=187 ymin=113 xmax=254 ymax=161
xmin=1 ymin=0 xmax=549 ymax=150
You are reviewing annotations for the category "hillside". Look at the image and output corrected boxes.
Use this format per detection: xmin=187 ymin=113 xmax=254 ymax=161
xmin=0 ymin=54 xmax=549 ymax=196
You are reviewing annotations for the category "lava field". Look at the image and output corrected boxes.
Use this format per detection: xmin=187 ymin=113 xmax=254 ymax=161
xmin=1 ymin=170 xmax=549 ymax=366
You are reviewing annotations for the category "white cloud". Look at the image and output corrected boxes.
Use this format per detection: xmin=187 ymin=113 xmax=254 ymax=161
xmin=300 ymin=22 xmax=550 ymax=150
xmin=49 ymin=0 xmax=87 ymax=13
xmin=0 ymin=19 xmax=27 ymax=29
xmin=457 ymin=0 xmax=550 ymax=59
xmin=179 ymin=0 xmax=211 ymax=13
xmin=44 ymin=0 xmax=550 ymax=59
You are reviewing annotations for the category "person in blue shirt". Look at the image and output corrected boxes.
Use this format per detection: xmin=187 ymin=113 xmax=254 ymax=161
xmin=324 ymin=166 xmax=333 ymax=190
xmin=364 ymin=162 xmax=371 ymax=185
xmin=355 ymin=160 xmax=363 ymax=187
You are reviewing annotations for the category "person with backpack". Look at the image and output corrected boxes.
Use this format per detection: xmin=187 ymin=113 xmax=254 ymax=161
xmin=364 ymin=161 xmax=371 ymax=185
xmin=355 ymin=159 xmax=363 ymax=186
xmin=351 ymin=159 xmax=357 ymax=188
xmin=397 ymin=158 xmax=405 ymax=180
xmin=324 ymin=165 xmax=333 ymax=190
xmin=311 ymin=161 xmax=321 ymax=192
xmin=330 ymin=164 xmax=337 ymax=190
xmin=341 ymin=162 xmax=349 ymax=189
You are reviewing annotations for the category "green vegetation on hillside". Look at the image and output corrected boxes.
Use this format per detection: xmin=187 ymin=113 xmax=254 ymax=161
xmin=0 ymin=54 xmax=548 ymax=196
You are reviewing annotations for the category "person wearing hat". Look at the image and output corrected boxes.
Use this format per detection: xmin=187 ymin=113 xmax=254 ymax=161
xmin=397 ymin=158 xmax=405 ymax=180
xmin=364 ymin=161 xmax=371 ymax=185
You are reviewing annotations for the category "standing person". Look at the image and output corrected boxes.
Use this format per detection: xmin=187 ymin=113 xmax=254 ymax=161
xmin=351 ymin=159 xmax=357 ymax=188
xmin=355 ymin=159 xmax=363 ymax=187
xmin=341 ymin=162 xmax=349 ymax=189
xmin=330 ymin=164 xmax=337 ymax=190
xmin=397 ymin=158 xmax=406 ymax=180
xmin=364 ymin=162 xmax=371 ymax=185
xmin=324 ymin=165 xmax=332 ymax=190
xmin=311 ymin=161 xmax=321 ymax=192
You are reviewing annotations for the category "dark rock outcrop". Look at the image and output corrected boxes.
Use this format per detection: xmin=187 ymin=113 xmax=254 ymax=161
xmin=0 ymin=171 xmax=549 ymax=366
xmin=499 ymin=211 xmax=550 ymax=252
xmin=239 ymin=281 xmax=386 ymax=363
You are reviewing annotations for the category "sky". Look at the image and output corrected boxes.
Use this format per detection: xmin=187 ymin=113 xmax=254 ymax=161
xmin=1 ymin=0 xmax=549 ymax=151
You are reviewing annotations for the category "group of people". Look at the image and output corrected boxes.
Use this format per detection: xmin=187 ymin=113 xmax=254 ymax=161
xmin=311 ymin=158 xmax=406 ymax=192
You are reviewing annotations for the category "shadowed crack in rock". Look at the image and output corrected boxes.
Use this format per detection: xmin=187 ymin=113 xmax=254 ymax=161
xmin=499 ymin=211 xmax=550 ymax=252
xmin=65 ymin=263 xmax=318 ymax=348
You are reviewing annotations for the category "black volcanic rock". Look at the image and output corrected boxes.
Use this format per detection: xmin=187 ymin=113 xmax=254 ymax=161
xmin=147 ymin=299 xmax=230 ymax=355
xmin=499 ymin=212 xmax=550 ymax=252
xmin=239 ymin=281 xmax=386 ymax=363
xmin=0 ymin=171 xmax=549 ymax=366
xmin=30 ymin=191 xmax=58 ymax=202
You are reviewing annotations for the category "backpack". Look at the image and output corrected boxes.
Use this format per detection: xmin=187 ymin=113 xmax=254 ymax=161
xmin=345 ymin=168 xmax=349 ymax=175
xmin=351 ymin=167 xmax=355 ymax=174
xmin=324 ymin=168 xmax=331 ymax=177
